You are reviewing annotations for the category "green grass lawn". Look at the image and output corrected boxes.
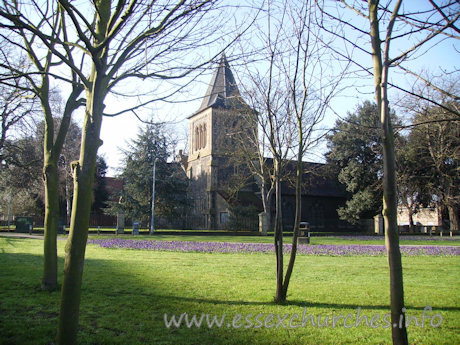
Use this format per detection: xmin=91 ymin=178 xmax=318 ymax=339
xmin=0 ymin=237 xmax=459 ymax=344
xmin=5 ymin=225 xmax=458 ymax=246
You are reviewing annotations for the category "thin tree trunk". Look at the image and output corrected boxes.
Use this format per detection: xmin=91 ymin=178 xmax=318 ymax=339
xmin=260 ymin=182 xmax=272 ymax=235
xmin=382 ymin=120 xmax=408 ymax=345
xmin=408 ymin=207 xmax=414 ymax=233
xmin=273 ymin=158 xmax=284 ymax=302
xmin=447 ymin=203 xmax=459 ymax=231
xmin=282 ymin=145 xmax=302 ymax=299
xmin=66 ymin=175 xmax=71 ymax=226
xmin=39 ymin=66 xmax=82 ymax=292
xmin=369 ymin=1 xmax=408 ymax=344
xmin=42 ymin=160 xmax=59 ymax=291
xmin=39 ymin=74 xmax=60 ymax=292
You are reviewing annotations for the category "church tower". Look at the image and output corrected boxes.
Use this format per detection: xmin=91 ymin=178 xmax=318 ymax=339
xmin=186 ymin=54 xmax=256 ymax=229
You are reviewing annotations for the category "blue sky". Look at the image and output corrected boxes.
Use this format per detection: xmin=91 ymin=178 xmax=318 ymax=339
xmin=94 ymin=0 xmax=459 ymax=175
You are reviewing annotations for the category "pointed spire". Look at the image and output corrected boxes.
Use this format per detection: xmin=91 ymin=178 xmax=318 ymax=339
xmin=198 ymin=53 xmax=241 ymax=111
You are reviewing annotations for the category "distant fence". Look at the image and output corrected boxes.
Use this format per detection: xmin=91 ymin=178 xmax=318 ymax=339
xmin=0 ymin=216 xmax=45 ymax=227
xmin=0 ymin=214 xmax=374 ymax=232
xmin=281 ymin=218 xmax=371 ymax=233
xmin=0 ymin=213 xmax=117 ymax=228
xmin=226 ymin=216 xmax=259 ymax=231
xmin=88 ymin=214 xmax=117 ymax=227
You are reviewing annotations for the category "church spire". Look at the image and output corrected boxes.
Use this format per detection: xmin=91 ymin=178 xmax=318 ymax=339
xmin=198 ymin=53 xmax=242 ymax=111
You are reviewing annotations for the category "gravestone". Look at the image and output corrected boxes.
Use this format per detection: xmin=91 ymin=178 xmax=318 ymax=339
xmin=258 ymin=212 xmax=269 ymax=236
xmin=374 ymin=215 xmax=384 ymax=235
xmin=58 ymin=218 xmax=65 ymax=234
xmin=116 ymin=212 xmax=125 ymax=234
xmin=132 ymin=221 xmax=140 ymax=235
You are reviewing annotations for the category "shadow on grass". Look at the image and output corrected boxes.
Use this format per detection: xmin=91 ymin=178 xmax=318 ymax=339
xmin=0 ymin=251 xmax=310 ymax=344
xmin=101 ymin=290 xmax=460 ymax=312
xmin=1 ymin=245 xmax=458 ymax=345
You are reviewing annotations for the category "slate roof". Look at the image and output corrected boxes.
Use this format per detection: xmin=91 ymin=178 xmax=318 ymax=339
xmin=264 ymin=158 xmax=346 ymax=198
xmin=196 ymin=54 xmax=243 ymax=113
xmin=218 ymin=190 xmax=263 ymax=210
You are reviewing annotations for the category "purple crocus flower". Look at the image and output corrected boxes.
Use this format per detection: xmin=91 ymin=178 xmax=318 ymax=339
xmin=87 ymin=238 xmax=460 ymax=256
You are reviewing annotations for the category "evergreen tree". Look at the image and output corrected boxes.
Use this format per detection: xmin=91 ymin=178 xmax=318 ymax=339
xmin=92 ymin=156 xmax=109 ymax=215
xmin=326 ymin=101 xmax=404 ymax=223
xmin=120 ymin=124 xmax=189 ymax=226
xmin=326 ymin=101 xmax=384 ymax=222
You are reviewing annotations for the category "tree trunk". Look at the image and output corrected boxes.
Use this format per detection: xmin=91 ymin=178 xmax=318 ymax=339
xmin=282 ymin=146 xmax=302 ymax=299
xmin=368 ymin=1 xmax=408 ymax=344
xmin=273 ymin=158 xmax=284 ymax=303
xmin=56 ymin=96 xmax=104 ymax=344
xmin=39 ymin=74 xmax=82 ymax=294
xmin=57 ymin=1 xmax=109 ymax=342
xmin=382 ymin=123 xmax=408 ymax=345
xmin=42 ymin=160 xmax=59 ymax=291
xmin=408 ymin=207 xmax=414 ymax=233
xmin=40 ymin=73 xmax=60 ymax=292
xmin=65 ymin=176 xmax=71 ymax=226
xmin=447 ymin=203 xmax=459 ymax=231
xmin=259 ymin=183 xmax=272 ymax=235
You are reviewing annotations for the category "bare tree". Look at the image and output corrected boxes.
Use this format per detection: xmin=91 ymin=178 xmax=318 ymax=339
xmin=240 ymin=5 xmax=296 ymax=301
xmin=0 ymin=44 xmax=40 ymax=163
xmin=224 ymin=81 xmax=276 ymax=235
xmin=235 ymin=0 xmax=346 ymax=302
xmin=0 ymin=1 xmax=254 ymax=343
xmin=0 ymin=4 xmax=85 ymax=292
xmin=317 ymin=1 xmax=459 ymax=343
xmin=398 ymin=77 xmax=459 ymax=230
xmin=280 ymin=0 xmax=346 ymax=302
xmin=0 ymin=135 xmax=43 ymax=219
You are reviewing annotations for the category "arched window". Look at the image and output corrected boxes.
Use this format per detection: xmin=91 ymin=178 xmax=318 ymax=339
xmin=194 ymin=123 xmax=207 ymax=151
xmin=203 ymin=124 xmax=207 ymax=148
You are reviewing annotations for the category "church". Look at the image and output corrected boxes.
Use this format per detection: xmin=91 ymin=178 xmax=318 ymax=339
xmin=180 ymin=55 xmax=352 ymax=232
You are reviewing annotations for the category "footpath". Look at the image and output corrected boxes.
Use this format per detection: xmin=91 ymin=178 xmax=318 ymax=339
xmin=0 ymin=232 xmax=47 ymax=240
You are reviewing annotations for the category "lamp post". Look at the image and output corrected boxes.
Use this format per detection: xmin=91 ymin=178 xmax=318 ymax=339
xmin=150 ymin=158 xmax=158 ymax=235
xmin=7 ymin=193 xmax=11 ymax=232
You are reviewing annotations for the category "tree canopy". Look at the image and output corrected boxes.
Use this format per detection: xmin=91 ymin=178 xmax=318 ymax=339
xmin=407 ymin=103 xmax=460 ymax=230
xmin=119 ymin=123 xmax=188 ymax=226
xmin=326 ymin=101 xmax=384 ymax=222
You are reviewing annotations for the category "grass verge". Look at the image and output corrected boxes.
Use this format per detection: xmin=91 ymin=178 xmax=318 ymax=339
xmin=0 ymin=238 xmax=459 ymax=344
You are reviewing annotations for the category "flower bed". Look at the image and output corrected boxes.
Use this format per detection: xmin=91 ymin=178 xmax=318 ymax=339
xmin=336 ymin=235 xmax=460 ymax=241
xmin=88 ymin=238 xmax=460 ymax=256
